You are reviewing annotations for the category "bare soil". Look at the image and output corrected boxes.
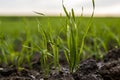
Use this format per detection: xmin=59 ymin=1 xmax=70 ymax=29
xmin=0 ymin=48 xmax=120 ymax=80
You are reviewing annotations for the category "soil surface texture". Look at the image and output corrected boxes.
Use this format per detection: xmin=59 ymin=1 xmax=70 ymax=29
xmin=0 ymin=48 xmax=120 ymax=80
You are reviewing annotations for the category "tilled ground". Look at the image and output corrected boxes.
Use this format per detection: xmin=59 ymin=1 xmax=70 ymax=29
xmin=0 ymin=48 xmax=120 ymax=80
xmin=73 ymin=48 xmax=120 ymax=80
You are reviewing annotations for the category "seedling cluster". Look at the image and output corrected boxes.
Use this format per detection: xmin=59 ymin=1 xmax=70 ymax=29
xmin=0 ymin=0 xmax=120 ymax=77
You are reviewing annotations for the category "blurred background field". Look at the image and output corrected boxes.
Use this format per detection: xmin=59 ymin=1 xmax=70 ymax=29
xmin=0 ymin=16 xmax=120 ymax=59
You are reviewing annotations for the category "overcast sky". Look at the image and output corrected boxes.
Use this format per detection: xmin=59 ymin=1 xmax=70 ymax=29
xmin=0 ymin=0 xmax=120 ymax=16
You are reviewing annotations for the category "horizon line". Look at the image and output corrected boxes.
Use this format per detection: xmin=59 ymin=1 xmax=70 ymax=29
xmin=0 ymin=11 xmax=120 ymax=17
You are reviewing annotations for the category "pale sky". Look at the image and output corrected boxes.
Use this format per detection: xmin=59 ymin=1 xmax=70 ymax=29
xmin=0 ymin=0 xmax=120 ymax=16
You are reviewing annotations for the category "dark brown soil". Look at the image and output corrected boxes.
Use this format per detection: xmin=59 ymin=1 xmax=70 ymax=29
xmin=0 ymin=48 xmax=120 ymax=80
xmin=73 ymin=48 xmax=120 ymax=80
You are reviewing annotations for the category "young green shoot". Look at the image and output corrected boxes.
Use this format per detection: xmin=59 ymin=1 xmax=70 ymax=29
xmin=62 ymin=0 xmax=95 ymax=73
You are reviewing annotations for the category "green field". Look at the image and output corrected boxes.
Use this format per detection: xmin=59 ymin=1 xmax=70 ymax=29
xmin=0 ymin=16 xmax=120 ymax=71
xmin=0 ymin=16 xmax=120 ymax=49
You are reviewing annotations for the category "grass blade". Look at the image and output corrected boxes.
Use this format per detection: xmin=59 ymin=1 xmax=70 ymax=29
xmin=34 ymin=11 xmax=45 ymax=16
xmin=62 ymin=0 xmax=70 ymax=19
